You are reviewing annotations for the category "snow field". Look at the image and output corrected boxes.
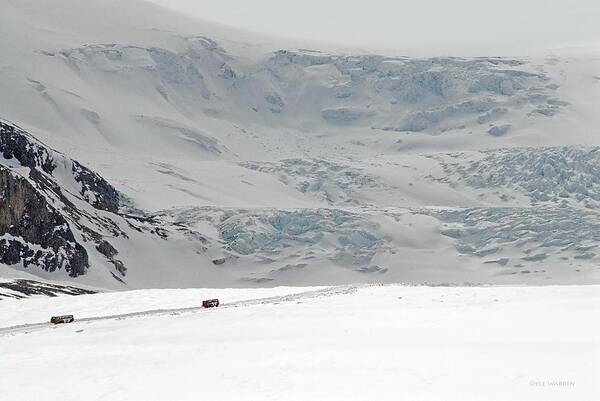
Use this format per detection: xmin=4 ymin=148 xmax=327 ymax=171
xmin=1 ymin=284 xmax=598 ymax=401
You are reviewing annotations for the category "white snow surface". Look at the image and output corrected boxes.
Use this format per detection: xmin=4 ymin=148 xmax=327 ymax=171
xmin=1 ymin=284 xmax=599 ymax=400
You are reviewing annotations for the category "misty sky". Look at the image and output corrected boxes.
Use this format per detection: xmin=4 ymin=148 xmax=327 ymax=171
xmin=146 ymin=0 xmax=600 ymax=53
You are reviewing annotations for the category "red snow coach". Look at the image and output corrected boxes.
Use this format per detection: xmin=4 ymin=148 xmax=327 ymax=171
xmin=50 ymin=315 xmax=74 ymax=324
xmin=202 ymin=299 xmax=219 ymax=308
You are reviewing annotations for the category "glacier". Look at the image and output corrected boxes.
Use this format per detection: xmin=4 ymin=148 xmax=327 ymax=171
xmin=0 ymin=0 xmax=599 ymax=290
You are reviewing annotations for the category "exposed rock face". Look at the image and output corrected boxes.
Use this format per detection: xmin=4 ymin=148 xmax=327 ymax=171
xmin=0 ymin=119 xmax=124 ymax=278
xmin=0 ymin=167 xmax=88 ymax=276
xmin=96 ymin=240 xmax=126 ymax=276
xmin=0 ymin=121 xmax=55 ymax=174
xmin=72 ymin=160 xmax=120 ymax=213
xmin=0 ymin=121 xmax=120 ymax=213
xmin=0 ymin=279 xmax=96 ymax=299
xmin=96 ymin=240 xmax=118 ymax=258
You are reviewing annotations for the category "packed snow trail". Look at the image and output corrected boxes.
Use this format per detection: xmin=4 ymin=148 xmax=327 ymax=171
xmin=0 ymin=285 xmax=362 ymax=336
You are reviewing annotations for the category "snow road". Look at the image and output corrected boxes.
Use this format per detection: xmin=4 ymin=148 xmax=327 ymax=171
xmin=1 ymin=284 xmax=599 ymax=401
xmin=0 ymin=285 xmax=354 ymax=336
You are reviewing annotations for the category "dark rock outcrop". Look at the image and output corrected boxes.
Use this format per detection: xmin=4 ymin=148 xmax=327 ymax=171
xmin=0 ymin=279 xmax=96 ymax=299
xmin=0 ymin=119 xmax=125 ymax=278
xmin=96 ymin=240 xmax=118 ymax=258
xmin=0 ymin=121 xmax=55 ymax=174
xmin=72 ymin=160 xmax=120 ymax=213
xmin=0 ymin=167 xmax=89 ymax=276
xmin=96 ymin=239 xmax=126 ymax=276
xmin=0 ymin=120 xmax=120 ymax=213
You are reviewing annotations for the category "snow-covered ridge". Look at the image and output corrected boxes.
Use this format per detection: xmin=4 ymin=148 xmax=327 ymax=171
xmin=48 ymin=42 xmax=563 ymax=135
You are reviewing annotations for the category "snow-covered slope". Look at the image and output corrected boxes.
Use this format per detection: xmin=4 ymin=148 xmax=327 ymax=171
xmin=1 ymin=284 xmax=599 ymax=400
xmin=1 ymin=0 xmax=600 ymax=288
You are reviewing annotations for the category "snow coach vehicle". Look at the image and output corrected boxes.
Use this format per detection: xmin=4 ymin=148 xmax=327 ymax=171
xmin=50 ymin=315 xmax=74 ymax=324
xmin=202 ymin=299 xmax=219 ymax=308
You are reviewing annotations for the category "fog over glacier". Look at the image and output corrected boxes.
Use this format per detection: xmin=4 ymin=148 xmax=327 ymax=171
xmin=148 ymin=0 xmax=600 ymax=54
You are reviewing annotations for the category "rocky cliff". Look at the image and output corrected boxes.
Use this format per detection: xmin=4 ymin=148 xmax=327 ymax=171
xmin=0 ymin=120 xmax=125 ymax=278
